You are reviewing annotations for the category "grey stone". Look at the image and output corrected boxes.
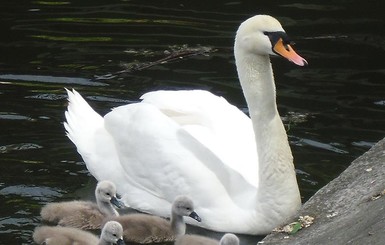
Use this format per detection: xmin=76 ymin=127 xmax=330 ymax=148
xmin=261 ymin=137 xmax=385 ymax=245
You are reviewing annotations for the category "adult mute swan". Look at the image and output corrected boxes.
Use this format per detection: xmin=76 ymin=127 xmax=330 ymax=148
xmin=64 ymin=15 xmax=307 ymax=235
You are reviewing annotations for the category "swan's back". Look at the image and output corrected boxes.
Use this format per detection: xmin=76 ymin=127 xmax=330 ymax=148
xmin=141 ymin=90 xmax=259 ymax=187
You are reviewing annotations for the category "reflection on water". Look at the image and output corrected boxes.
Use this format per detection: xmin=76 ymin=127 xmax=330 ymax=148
xmin=0 ymin=0 xmax=384 ymax=244
xmin=0 ymin=74 xmax=107 ymax=86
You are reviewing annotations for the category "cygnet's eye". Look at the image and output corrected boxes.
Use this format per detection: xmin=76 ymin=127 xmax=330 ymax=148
xmin=113 ymin=233 xmax=117 ymax=237
xmin=106 ymin=192 xmax=111 ymax=196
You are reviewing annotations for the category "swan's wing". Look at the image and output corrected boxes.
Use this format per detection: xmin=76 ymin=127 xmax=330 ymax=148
xmin=65 ymin=89 xmax=258 ymax=225
xmin=104 ymin=102 xmax=257 ymax=217
xmin=140 ymin=90 xmax=259 ymax=187
xmin=65 ymin=89 xmax=177 ymax=211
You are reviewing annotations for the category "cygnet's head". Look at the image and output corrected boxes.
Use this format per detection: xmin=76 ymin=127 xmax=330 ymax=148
xmin=95 ymin=180 xmax=124 ymax=208
xmin=100 ymin=221 xmax=125 ymax=245
xmin=172 ymin=195 xmax=201 ymax=222
xmin=220 ymin=233 xmax=240 ymax=245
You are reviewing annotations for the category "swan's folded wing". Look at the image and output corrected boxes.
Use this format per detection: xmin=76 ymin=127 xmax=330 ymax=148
xmin=65 ymin=89 xmax=259 ymax=220
xmin=104 ymin=102 xmax=257 ymax=217
xmin=140 ymin=90 xmax=259 ymax=188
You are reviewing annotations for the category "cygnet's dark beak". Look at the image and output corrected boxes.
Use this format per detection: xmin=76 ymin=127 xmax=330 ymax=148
xmin=189 ymin=211 xmax=202 ymax=222
xmin=110 ymin=196 xmax=125 ymax=208
xmin=116 ymin=238 xmax=126 ymax=245
xmin=116 ymin=193 xmax=122 ymax=199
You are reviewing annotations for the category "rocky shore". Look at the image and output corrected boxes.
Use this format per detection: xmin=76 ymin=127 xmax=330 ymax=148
xmin=261 ymin=137 xmax=385 ymax=245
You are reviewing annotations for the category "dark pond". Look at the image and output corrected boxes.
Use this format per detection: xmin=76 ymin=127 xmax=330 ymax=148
xmin=0 ymin=0 xmax=384 ymax=244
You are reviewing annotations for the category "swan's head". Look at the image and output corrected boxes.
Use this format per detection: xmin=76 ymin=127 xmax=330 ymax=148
xmin=101 ymin=221 xmax=125 ymax=245
xmin=96 ymin=180 xmax=124 ymax=209
xmin=235 ymin=15 xmax=307 ymax=66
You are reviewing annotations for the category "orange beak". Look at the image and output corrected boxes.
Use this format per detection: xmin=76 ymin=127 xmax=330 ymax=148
xmin=273 ymin=38 xmax=308 ymax=66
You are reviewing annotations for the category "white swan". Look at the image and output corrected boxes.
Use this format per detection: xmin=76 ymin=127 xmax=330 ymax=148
xmin=64 ymin=15 xmax=307 ymax=235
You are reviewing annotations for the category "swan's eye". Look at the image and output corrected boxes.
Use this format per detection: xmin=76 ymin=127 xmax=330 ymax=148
xmin=281 ymin=36 xmax=294 ymax=50
xmin=113 ymin=233 xmax=117 ymax=237
xmin=283 ymin=43 xmax=290 ymax=51
xmin=106 ymin=192 xmax=111 ymax=196
xmin=264 ymin=31 xmax=281 ymax=44
xmin=264 ymin=31 xmax=295 ymax=52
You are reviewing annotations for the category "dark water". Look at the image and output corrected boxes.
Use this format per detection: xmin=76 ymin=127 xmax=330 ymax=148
xmin=0 ymin=0 xmax=384 ymax=244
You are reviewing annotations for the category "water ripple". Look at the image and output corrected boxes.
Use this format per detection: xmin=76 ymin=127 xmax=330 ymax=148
xmin=0 ymin=74 xmax=107 ymax=86
xmin=0 ymin=143 xmax=43 ymax=153
xmin=290 ymin=137 xmax=349 ymax=154
xmin=25 ymin=93 xmax=67 ymax=100
xmin=0 ymin=113 xmax=33 ymax=121
xmin=0 ymin=185 xmax=63 ymax=202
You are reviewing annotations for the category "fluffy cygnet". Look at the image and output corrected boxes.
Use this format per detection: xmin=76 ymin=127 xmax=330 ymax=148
xmin=40 ymin=180 xmax=123 ymax=229
xmin=105 ymin=195 xmax=201 ymax=243
xmin=33 ymin=220 xmax=125 ymax=245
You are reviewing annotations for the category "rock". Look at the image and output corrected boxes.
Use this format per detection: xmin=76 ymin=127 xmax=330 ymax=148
xmin=261 ymin=137 xmax=385 ymax=245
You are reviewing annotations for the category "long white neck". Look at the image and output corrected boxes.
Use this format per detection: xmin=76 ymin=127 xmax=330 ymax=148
xmin=234 ymin=46 xmax=301 ymax=220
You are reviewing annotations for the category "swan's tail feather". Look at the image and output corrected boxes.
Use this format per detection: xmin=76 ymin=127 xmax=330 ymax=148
xmin=64 ymin=88 xmax=103 ymax=154
xmin=64 ymin=89 xmax=135 ymax=193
